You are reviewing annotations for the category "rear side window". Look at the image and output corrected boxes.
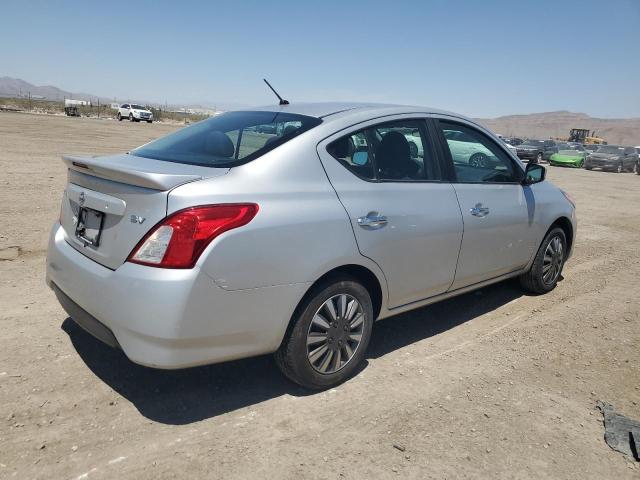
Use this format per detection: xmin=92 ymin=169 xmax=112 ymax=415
xmin=327 ymin=120 xmax=441 ymax=181
xmin=132 ymin=111 xmax=321 ymax=167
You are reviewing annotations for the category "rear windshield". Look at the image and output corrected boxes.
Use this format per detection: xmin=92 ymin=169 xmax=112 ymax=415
xmin=131 ymin=111 xmax=322 ymax=167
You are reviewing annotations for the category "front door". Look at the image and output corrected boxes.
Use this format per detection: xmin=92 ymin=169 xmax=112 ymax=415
xmin=435 ymin=119 xmax=536 ymax=289
xmin=317 ymin=117 xmax=463 ymax=308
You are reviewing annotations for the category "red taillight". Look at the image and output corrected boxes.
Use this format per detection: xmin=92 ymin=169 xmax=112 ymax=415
xmin=127 ymin=204 xmax=258 ymax=269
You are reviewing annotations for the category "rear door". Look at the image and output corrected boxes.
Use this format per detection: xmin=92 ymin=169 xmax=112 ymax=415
xmin=317 ymin=116 xmax=463 ymax=309
xmin=434 ymin=118 xmax=536 ymax=289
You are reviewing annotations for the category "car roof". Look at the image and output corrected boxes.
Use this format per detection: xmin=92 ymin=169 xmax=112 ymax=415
xmin=246 ymin=102 xmax=462 ymax=120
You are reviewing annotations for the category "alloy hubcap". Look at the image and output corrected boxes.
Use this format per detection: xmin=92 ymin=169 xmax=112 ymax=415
xmin=542 ymin=236 xmax=564 ymax=285
xmin=306 ymin=294 xmax=365 ymax=374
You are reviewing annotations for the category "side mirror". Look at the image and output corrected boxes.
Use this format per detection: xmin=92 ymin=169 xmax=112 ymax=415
xmin=523 ymin=163 xmax=546 ymax=185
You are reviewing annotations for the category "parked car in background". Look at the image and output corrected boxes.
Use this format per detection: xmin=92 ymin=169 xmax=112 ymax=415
xmin=516 ymin=139 xmax=557 ymax=163
xmin=549 ymin=143 xmax=587 ymax=168
xmin=117 ymin=104 xmax=153 ymax=123
xmin=584 ymin=144 xmax=600 ymax=154
xmin=504 ymin=137 xmax=523 ymax=146
xmin=46 ymin=103 xmax=576 ymax=389
xmin=443 ymin=129 xmax=504 ymax=168
xmin=502 ymin=139 xmax=518 ymax=157
xmin=584 ymin=145 xmax=637 ymax=172
xmin=635 ymin=147 xmax=640 ymax=174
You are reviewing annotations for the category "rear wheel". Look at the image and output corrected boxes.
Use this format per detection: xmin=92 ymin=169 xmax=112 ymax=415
xmin=520 ymin=227 xmax=567 ymax=294
xmin=146 ymin=120 xmax=152 ymax=124
xmin=275 ymin=277 xmax=374 ymax=390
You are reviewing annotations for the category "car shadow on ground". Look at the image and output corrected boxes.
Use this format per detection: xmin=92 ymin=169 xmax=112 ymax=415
xmin=62 ymin=280 xmax=524 ymax=425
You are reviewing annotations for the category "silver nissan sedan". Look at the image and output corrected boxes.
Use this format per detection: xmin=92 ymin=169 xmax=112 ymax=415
xmin=46 ymin=103 xmax=577 ymax=389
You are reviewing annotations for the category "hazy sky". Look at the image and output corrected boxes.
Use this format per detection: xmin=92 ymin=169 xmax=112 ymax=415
xmin=1 ymin=0 xmax=639 ymax=118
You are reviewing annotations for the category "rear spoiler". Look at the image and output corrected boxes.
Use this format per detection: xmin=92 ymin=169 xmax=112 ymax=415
xmin=62 ymin=154 xmax=206 ymax=191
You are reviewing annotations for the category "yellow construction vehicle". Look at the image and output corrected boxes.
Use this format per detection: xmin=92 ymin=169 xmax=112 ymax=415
xmin=567 ymin=128 xmax=606 ymax=145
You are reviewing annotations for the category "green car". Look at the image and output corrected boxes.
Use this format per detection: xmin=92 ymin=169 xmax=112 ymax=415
xmin=549 ymin=143 xmax=587 ymax=168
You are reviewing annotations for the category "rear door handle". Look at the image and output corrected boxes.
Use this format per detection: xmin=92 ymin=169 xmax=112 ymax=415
xmin=470 ymin=203 xmax=490 ymax=217
xmin=357 ymin=212 xmax=388 ymax=229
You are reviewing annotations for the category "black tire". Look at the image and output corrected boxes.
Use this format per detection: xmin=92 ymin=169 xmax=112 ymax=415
xmin=584 ymin=163 xmax=592 ymax=170
xmin=520 ymin=227 xmax=567 ymax=294
xmin=617 ymin=163 xmax=623 ymax=173
xmin=275 ymin=276 xmax=374 ymax=390
xmin=129 ymin=113 xmax=133 ymax=122
xmin=146 ymin=120 xmax=152 ymax=124
xmin=117 ymin=113 xmax=122 ymax=121
xmin=535 ymin=152 xmax=543 ymax=164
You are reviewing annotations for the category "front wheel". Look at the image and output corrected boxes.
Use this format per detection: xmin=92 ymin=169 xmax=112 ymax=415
xmin=520 ymin=227 xmax=567 ymax=294
xmin=129 ymin=113 xmax=133 ymax=122
xmin=117 ymin=112 xmax=122 ymax=121
xmin=275 ymin=277 xmax=374 ymax=389
xmin=617 ymin=163 xmax=623 ymax=173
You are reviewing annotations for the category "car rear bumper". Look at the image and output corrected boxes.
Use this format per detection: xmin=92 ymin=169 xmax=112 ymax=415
xmin=46 ymin=223 xmax=309 ymax=369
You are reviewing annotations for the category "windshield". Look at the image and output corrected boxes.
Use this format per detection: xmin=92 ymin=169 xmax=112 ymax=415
xmin=132 ymin=111 xmax=322 ymax=167
xmin=597 ymin=146 xmax=623 ymax=154
xmin=131 ymin=104 xmax=146 ymax=110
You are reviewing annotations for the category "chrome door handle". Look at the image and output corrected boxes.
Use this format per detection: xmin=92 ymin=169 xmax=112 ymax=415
xmin=470 ymin=203 xmax=490 ymax=217
xmin=357 ymin=212 xmax=388 ymax=229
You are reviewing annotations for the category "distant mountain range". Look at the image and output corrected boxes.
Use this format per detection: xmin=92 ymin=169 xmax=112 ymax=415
xmin=475 ymin=111 xmax=640 ymax=146
xmin=0 ymin=76 xmax=98 ymax=102
xmin=1 ymin=76 xmax=639 ymax=144
xmin=0 ymin=76 xmax=243 ymax=111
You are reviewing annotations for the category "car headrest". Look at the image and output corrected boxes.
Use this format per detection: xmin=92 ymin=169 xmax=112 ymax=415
xmin=283 ymin=125 xmax=298 ymax=136
xmin=264 ymin=136 xmax=280 ymax=147
xmin=376 ymin=131 xmax=419 ymax=179
xmin=376 ymin=131 xmax=410 ymax=167
xmin=204 ymin=131 xmax=234 ymax=158
xmin=330 ymin=137 xmax=354 ymax=158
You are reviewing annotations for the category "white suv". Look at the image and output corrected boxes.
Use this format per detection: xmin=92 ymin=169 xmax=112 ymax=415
xmin=117 ymin=104 xmax=153 ymax=123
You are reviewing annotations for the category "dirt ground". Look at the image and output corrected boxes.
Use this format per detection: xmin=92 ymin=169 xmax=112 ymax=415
xmin=1 ymin=112 xmax=639 ymax=479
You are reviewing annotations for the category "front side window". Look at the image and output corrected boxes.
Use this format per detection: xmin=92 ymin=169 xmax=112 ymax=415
xmin=132 ymin=111 xmax=321 ymax=167
xmin=327 ymin=120 xmax=441 ymax=181
xmin=439 ymin=121 xmax=521 ymax=183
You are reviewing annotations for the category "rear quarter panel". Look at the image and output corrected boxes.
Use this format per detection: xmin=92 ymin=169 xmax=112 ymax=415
xmin=167 ymin=135 xmax=388 ymax=294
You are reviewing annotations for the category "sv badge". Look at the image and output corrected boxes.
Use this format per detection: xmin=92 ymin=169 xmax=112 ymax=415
xmin=130 ymin=215 xmax=146 ymax=224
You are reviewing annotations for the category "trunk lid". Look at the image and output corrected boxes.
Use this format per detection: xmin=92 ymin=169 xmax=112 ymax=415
xmin=59 ymin=154 xmax=228 ymax=270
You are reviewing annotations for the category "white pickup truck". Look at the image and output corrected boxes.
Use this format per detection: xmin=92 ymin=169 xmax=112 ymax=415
xmin=117 ymin=104 xmax=153 ymax=123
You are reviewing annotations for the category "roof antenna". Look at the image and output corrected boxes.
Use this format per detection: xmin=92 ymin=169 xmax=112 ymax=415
xmin=263 ymin=78 xmax=289 ymax=105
